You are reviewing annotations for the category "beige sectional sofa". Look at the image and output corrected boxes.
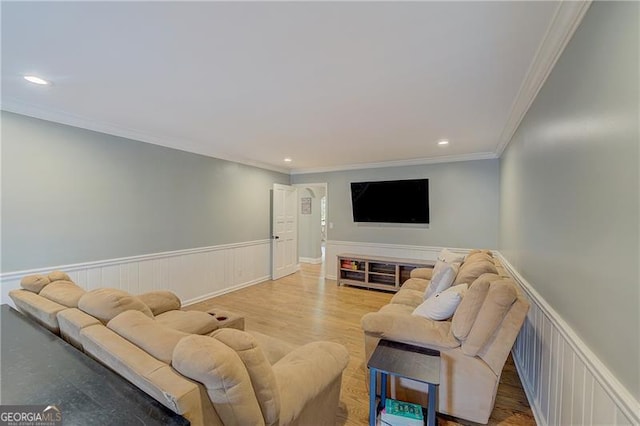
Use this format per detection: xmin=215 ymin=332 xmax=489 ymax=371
xmin=9 ymin=272 xmax=350 ymax=426
xmin=361 ymin=250 xmax=529 ymax=424
xmin=10 ymin=272 xmax=221 ymax=344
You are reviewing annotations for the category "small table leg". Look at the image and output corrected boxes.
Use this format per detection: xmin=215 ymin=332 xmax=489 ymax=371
xmin=427 ymin=383 xmax=437 ymax=426
xmin=380 ymin=372 xmax=387 ymax=407
xmin=369 ymin=368 xmax=377 ymax=426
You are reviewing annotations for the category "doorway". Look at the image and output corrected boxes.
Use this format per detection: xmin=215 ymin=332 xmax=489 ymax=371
xmin=294 ymin=183 xmax=328 ymax=272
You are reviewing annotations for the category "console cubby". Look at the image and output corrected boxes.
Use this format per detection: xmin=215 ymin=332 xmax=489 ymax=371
xmin=337 ymin=254 xmax=434 ymax=292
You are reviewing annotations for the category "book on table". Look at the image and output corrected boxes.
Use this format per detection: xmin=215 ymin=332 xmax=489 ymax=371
xmin=380 ymin=398 xmax=424 ymax=426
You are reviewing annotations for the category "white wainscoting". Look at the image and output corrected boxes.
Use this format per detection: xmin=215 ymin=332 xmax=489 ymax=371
xmin=325 ymin=241 xmax=639 ymax=425
xmin=1 ymin=240 xmax=271 ymax=307
xmin=498 ymin=253 xmax=639 ymax=426
xmin=325 ymin=240 xmax=470 ymax=281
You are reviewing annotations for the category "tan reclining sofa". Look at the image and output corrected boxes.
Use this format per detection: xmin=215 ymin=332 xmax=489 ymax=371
xmin=9 ymin=271 xmax=223 ymax=345
xmin=9 ymin=272 xmax=350 ymax=425
xmin=361 ymin=250 xmax=529 ymax=424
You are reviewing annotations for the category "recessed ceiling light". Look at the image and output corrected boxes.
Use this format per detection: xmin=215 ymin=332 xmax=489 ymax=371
xmin=283 ymin=158 xmax=292 ymax=163
xmin=438 ymin=139 xmax=449 ymax=146
xmin=24 ymin=75 xmax=50 ymax=85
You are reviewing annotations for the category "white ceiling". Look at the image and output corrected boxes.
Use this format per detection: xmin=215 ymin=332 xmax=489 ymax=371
xmin=2 ymin=1 xmax=583 ymax=174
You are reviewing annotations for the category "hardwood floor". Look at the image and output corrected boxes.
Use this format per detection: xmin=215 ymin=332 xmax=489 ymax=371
xmin=186 ymin=263 xmax=535 ymax=426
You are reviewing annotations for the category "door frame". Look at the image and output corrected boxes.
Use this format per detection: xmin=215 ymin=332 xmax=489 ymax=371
xmin=271 ymin=183 xmax=299 ymax=280
xmin=292 ymin=182 xmax=328 ymax=271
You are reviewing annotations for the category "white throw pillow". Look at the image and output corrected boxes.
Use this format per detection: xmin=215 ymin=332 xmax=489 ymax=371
xmin=424 ymin=262 xmax=460 ymax=300
xmin=430 ymin=260 xmax=447 ymax=279
xmin=413 ymin=284 xmax=468 ymax=321
xmin=438 ymin=248 xmax=466 ymax=264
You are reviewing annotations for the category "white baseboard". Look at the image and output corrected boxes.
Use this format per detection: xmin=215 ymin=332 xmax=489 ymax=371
xmin=498 ymin=252 xmax=639 ymax=426
xmin=182 ymin=275 xmax=270 ymax=306
xmin=1 ymin=240 xmax=272 ymax=307
xmin=299 ymin=256 xmax=323 ymax=264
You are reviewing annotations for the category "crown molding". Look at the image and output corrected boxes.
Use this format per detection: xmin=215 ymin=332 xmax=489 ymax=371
xmin=5 ymin=0 xmax=593 ymax=181
xmin=289 ymin=152 xmax=498 ymax=175
xmin=2 ymin=100 xmax=495 ymax=176
xmin=1 ymin=99 xmax=290 ymax=175
xmin=495 ymin=0 xmax=592 ymax=157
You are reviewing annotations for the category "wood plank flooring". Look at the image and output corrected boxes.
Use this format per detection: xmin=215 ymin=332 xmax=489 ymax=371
xmin=186 ymin=263 xmax=535 ymax=426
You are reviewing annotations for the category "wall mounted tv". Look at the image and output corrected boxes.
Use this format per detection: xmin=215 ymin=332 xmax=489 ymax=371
xmin=350 ymin=179 xmax=429 ymax=224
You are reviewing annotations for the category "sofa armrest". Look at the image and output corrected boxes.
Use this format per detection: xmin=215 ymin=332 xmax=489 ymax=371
xmin=81 ymin=325 xmax=211 ymax=426
xmin=272 ymin=341 xmax=349 ymax=424
xmin=245 ymin=330 xmax=298 ymax=365
xmin=410 ymin=268 xmax=433 ymax=280
xmin=9 ymin=289 xmax=66 ymax=333
xmin=361 ymin=311 xmax=459 ymax=350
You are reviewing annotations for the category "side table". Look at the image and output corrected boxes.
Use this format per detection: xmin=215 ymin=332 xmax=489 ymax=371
xmin=367 ymin=339 xmax=440 ymax=426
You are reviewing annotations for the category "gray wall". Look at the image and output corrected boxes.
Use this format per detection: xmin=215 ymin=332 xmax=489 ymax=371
xmin=1 ymin=112 xmax=289 ymax=272
xmin=292 ymin=159 xmax=500 ymax=249
xmin=499 ymin=2 xmax=639 ymax=398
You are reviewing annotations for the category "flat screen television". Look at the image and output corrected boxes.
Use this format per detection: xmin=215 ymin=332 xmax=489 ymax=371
xmin=350 ymin=179 xmax=429 ymax=224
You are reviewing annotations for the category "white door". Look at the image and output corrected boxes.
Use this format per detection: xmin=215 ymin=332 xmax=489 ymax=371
xmin=272 ymin=184 xmax=298 ymax=280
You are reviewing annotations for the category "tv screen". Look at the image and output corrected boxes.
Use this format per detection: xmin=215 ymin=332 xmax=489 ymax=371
xmin=350 ymin=179 xmax=429 ymax=224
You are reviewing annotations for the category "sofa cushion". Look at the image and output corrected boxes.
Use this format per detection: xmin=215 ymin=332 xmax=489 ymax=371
xmin=464 ymin=252 xmax=493 ymax=264
xmin=361 ymin=310 xmax=460 ymax=349
xmin=39 ymin=281 xmax=85 ymax=308
xmin=461 ymin=280 xmax=518 ymax=356
xmin=409 ymin=268 xmax=433 ymax=280
xmin=424 ymin=262 xmax=459 ymax=299
xmin=453 ymin=260 xmax=498 ymax=286
xmin=413 ymin=284 xmax=467 ymax=321
xmin=78 ymin=288 xmax=153 ymax=323
xmin=20 ymin=274 xmax=51 ymax=293
xmin=48 ymin=270 xmax=72 ymax=283
xmin=390 ymin=289 xmax=424 ymax=307
xmin=172 ymin=335 xmax=265 ymax=426
xmin=467 ymin=249 xmax=493 ymax=257
xmin=379 ymin=303 xmax=415 ymax=315
xmin=451 ymin=274 xmax=496 ymax=341
xmin=213 ymin=328 xmax=281 ymax=425
xmin=495 ymin=265 xmax=509 ymax=278
xmin=401 ymin=277 xmax=429 ymax=292
xmin=477 ymin=297 xmax=530 ymax=375
xmin=244 ymin=330 xmax=298 ymax=365
xmin=138 ymin=291 xmax=181 ymax=316
xmin=108 ymin=310 xmax=189 ymax=364
xmin=155 ymin=310 xmax=219 ymax=335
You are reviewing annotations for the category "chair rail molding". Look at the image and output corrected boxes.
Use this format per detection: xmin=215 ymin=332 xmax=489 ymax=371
xmin=497 ymin=252 xmax=638 ymax=426
xmin=1 ymin=239 xmax=272 ymax=307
